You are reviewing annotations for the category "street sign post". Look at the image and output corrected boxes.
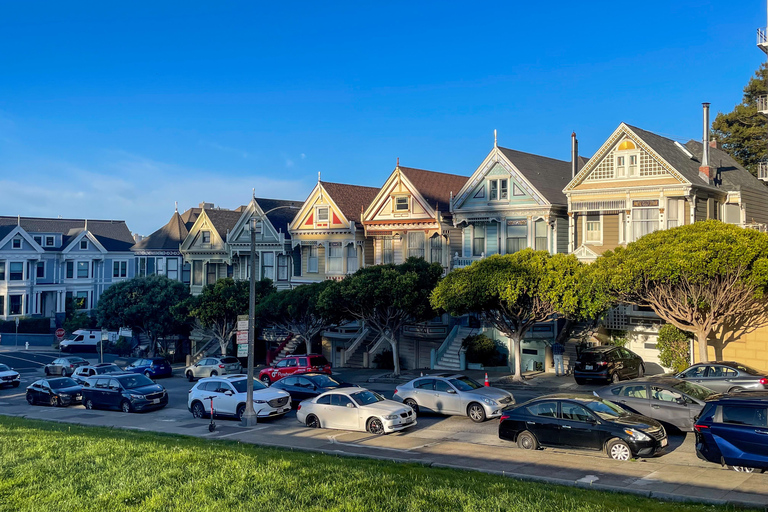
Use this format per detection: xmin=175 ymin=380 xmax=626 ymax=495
xmin=15 ymin=317 xmax=19 ymax=347
xmin=101 ymin=328 xmax=109 ymax=363
xmin=237 ymin=315 xmax=249 ymax=332
xmin=237 ymin=344 xmax=247 ymax=357
xmin=55 ymin=328 xmax=65 ymax=340
xmin=236 ymin=331 xmax=249 ymax=344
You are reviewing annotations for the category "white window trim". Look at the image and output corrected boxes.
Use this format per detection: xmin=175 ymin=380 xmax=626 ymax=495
xmin=36 ymin=261 xmax=46 ymax=280
xmin=113 ymin=259 xmax=129 ymax=278
xmin=583 ymin=214 xmax=603 ymax=245
xmin=11 ymin=238 xmax=22 ymax=249
xmin=488 ymin=179 xmax=509 ymax=201
xmin=316 ymin=207 xmax=330 ymax=226
xmin=630 ymin=207 xmax=660 ymax=243
xmin=45 ymin=236 xmax=55 ymax=247
xmin=80 ymin=239 xmax=89 ymax=250
xmin=201 ymin=230 xmax=212 ymax=245
xmin=394 ymin=195 xmax=409 ymax=212
xmin=76 ymin=260 xmax=90 ymax=279
xmin=8 ymin=261 xmax=25 ymax=281
xmin=307 ymin=246 xmax=319 ymax=273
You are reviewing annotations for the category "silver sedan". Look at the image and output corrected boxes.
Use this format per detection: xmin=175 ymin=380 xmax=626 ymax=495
xmin=393 ymin=373 xmax=515 ymax=422
xmin=676 ymin=362 xmax=768 ymax=393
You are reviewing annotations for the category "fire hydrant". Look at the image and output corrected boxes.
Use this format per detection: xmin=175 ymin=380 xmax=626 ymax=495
xmin=25 ymin=342 xmax=29 ymax=350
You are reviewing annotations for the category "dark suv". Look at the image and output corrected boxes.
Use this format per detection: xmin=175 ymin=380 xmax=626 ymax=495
xmin=82 ymin=373 xmax=168 ymax=413
xmin=694 ymin=392 xmax=768 ymax=473
xmin=574 ymin=346 xmax=644 ymax=385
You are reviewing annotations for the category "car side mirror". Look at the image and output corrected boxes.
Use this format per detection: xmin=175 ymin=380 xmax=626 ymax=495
xmin=224 ymin=390 xmax=234 ymax=396
xmin=346 ymin=403 xmax=355 ymax=408
xmin=676 ymin=397 xmax=687 ymax=406
xmin=447 ymin=389 xmax=457 ymax=394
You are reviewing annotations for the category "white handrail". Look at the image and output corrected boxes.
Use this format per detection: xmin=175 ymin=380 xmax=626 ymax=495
xmin=435 ymin=325 xmax=460 ymax=364
xmin=366 ymin=333 xmax=387 ymax=356
xmin=342 ymin=327 xmax=369 ymax=366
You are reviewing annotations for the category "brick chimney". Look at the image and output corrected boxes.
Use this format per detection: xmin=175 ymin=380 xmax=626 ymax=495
xmin=699 ymin=103 xmax=712 ymax=181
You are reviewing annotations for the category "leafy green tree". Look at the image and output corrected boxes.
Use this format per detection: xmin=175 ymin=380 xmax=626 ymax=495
xmin=657 ymin=324 xmax=691 ymax=373
xmin=712 ymin=63 xmax=768 ymax=177
xmin=256 ymin=280 xmax=337 ymax=355
xmin=63 ymin=297 xmax=91 ymax=333
xmin=594 ymin=220 xmax=768 ymax=364
xmin=431 ymin=250 xmax=592 ymax=381
xmin=187 ymin=277 xmax=274 ymax=357
xmin=319 ymin=258 xmax=443 ymax=377
xmin=96 ymin=275 xmax=192 ymax=357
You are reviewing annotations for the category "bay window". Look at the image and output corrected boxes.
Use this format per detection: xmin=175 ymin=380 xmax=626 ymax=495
xmin=534 ymin=219 xmax=547 ymax=251
xmin=430 ymin=235 xmax=443 ymax=264
xmin=167 ymin=258 xmax=178 ymax=280
xmin=382 ymin=238 xmax=394 ymax=264
xmin=308 ymin=246 xmax=319 ymax=273
xmin=407 ymin=232 xmax=425 ymax=259
xmin=472 ymin=225 xmax=485 ymax=257
xmin=632 ymin=208 xmax=659 ymax=241
xmin=328 ymin=244 xmax=343 ymax=272
xmin=506 ymin=220 xmax=527 ymax=254
xmin=277 ymin=255 xmax=289 ymax=280
xmin=346 ymin=244 xmax=358 ymax=273
xmin=10 ymin=262 xmax=24 ymax=281
xmin=262 ymin=253 xmax=274 ymax=280
xmin=585 ymin=214 xmax=601 ymax=243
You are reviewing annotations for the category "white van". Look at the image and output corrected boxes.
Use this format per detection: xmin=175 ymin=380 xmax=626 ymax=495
xmin=60 ymin=329 xmax=118 ymax=352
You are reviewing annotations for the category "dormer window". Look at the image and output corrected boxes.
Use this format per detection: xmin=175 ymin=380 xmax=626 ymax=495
xmin=33 ymin=236 xmax=42 ymax=245
xmin=616 ymin=156 xmax=626 ymax=178
xmin=489 ymin=179 xmax=508 ymax=201
xmin=80 ymin=239 xmax=88 ymax=250
xmin=12 ymin=238 xmax=21 ymax=249
xmin=45 ymin=236 xmax=54 ymax=247
xmin=395 ymin=196 xmax=409 ymax=211
xmin=202 ymin=231 xmax=211 ymax=244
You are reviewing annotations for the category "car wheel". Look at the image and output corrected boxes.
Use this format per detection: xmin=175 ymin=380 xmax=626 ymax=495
xmin=728 ymin=386 xmax=745 ymax=393
xmin=517 ymin=430 xmax=539 ymax=451
xmin=306 ymin=414 xmax=321 ymax=428
xmin=50 ymin=395 xmax=60 ymax=407
xmin=144 ymin=371 xmax=152 ymax=379
xmin=191 ymin=401 xmax=206 ymax=419
xmin=404 ymin=398 xmax=419 ymax=415
xmin=607 ymin=439 xmax=632 ymax=461
xmin=84 ymin=399 xmax=94 ymax=410
xmin=210 ymin=370 xmax=218 ymax=377
xmin=186 ymin=371 xmax=194 ymax=382
xmin=61 ymin=368 xmax=69 ymax=377
xmin=121 ymin=400 xmax=132 ymax=413
xmin=44 ymin=367 xmax=50 ymax=376
xmin=467 ymin=402 xmax=486 ymax=423
xmin=26 ymin=393 xmax=34 ymax=405
xmin=575 ymin=377 xmax=586 ymax=385
xmin=260 ymin=375 xmax=271 ymax=385
xmin=611 ymin=372 xmax=621 ymax=384
xmin=637 ymin=365 xmax=644 ymax=378
xmin=367 ymin=417 xmax=385 ymax=435
xmin=236 ymin=404 xmax=246 ymax=421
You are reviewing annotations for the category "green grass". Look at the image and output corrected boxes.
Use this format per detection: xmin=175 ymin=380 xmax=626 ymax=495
xmin=0 ymin=417 xmax=751 ymax=512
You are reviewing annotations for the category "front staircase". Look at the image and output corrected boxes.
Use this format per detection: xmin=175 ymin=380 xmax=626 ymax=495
xmin=269 ymin=334 xmax=300 ymax=365
xmin=433 ymin=326 xmax=474 ymax=371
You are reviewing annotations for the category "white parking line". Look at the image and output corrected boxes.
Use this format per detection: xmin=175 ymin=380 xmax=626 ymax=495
xmin=202 ymin=427 xmax=268 ymax=438
xmin=326 ymin=433 xmax=427 ymax=454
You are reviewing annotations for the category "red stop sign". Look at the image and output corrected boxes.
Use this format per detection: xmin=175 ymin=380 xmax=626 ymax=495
xmin=55 ymin=328 xmax=65 ymax=340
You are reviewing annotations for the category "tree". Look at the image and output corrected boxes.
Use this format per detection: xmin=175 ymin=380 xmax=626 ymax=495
xmin=712 ymin=63 xmax=768 ymax=177
xmin=431 ymin=250 xmax=590 ymax=382
xmin=63 ymin=297 xmax=91 ymax=333
xmin=256 ymin=280 xmax=337 ymax=355
xmin=593 ymin=220 xmax=768 ymax=364
xmin=187 ymin=277 xmax=274 ymax=357
xmin=96 ymin=275 xmax=192 ymax=357
xmin=657 ymin=324 xmax=691 ymax=373
xmin=319 ymin=258 xmax=443 ymax=377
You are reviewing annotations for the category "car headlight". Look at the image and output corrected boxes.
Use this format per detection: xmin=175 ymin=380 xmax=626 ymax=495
xmin=253 ymin=399 xmax=266 ymax=404
xmin=130 ymin=394 xmax=145 ymax=400
xmin=624 ymin=428 xmax=650 ymax=441
xmin=383 ymin=414 xmax=399 ymax=420
xmin=481 ymin=398 xmax=498 ymax=406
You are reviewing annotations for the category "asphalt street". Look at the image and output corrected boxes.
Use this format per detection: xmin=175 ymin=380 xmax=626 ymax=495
xmin=1 ymin=350 xmax=767 ymax=507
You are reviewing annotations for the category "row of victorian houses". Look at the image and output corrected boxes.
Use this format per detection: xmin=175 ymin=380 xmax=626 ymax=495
xmin=3 ymin=108 xmax=768 ymax=372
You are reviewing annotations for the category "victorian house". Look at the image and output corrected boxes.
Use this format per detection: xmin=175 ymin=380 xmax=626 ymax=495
xmin=288 ymin=180 xmax=378 ymax=284
xmin=0 ymin=216 xmax=135 ymax=322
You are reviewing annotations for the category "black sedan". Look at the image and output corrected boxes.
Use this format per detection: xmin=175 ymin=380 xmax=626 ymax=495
xmin=26 ymin=377 xmax=83 ymax=407
xmin=595 ymin=376 xmax=719 ymax=432
xmin=499 ymin=394 xmax=668 ymax=460
xmin=269 ymin=373 xmax=356 ymax=405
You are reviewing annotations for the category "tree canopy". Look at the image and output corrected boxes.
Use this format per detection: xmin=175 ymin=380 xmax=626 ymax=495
xmin=187 ymin=277 xmax=274 ymax=357
xmin=593 ymin=220 xmax=768 ymax=363
xmin=319 ymin=258 xmax=443 ymax=376
xmin=431 ymin=250 xmax=600 ymax=381
xmin=96 ymin=275 xmax=192 ymax=357
xmin=712 ymin=63 xmax=768 ymax=177
xmin=256 ymin=280 xmax=337 ymax=354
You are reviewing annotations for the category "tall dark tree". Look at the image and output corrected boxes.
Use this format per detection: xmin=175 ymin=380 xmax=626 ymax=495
xmin=712 ymin=63 xmax=768 ymax=177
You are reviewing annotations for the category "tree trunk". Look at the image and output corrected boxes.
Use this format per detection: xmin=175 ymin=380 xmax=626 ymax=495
xmin=218 ymin=337 xmax=228 ymax=357
xmin=304 ymin=337 xmax=312 ymax=355
xmin=697 ymin=330 xmax=709 ymax=363
xmin=388 ymin=335 xmax=401 ymax=377
xmin=509 ymin=334 xmax=523 ymax=382
xmin=554 ymin=318 xmax=573 ymax=345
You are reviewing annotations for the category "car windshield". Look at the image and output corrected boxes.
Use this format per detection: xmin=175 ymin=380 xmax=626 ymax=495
xmin=308 ymin=375 xmax=341 ymax=388
xmin=350 ymin=390 xmax=385 ymax=406
xmin=231 ymin=379 xmax=267 ymax=393
xmin=49 ymin=378 xmax=78 ymax=389
xmin=118 ymin=375 xmax=154 ymax=389
xmin=672 ymin=380 xmax=717 ymax=401
xmin=96 ymin=365 xmax=121 ymax=374
xmin=0 ymin=364 xmax=10 ymax=372
xmin=733 ymin=364 xmax=764 ymax=376
xmin=584 ymin=399 xmax=628 ymax=420
xmin=449 ymin=377 xmax=482 ymax=391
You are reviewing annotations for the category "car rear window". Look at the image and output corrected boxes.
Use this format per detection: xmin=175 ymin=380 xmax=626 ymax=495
xmin=220 ymin=357 xmax=239 ymax=364
xmin=578 ymin=352 xmax=606 ymax=363
xmin=721 ymin=405 xmax=767 ymax=427
xmin=734 ymin=364 xmax=764 ymax=377
xmin=309 ymin=356 xmax=329 ymax=366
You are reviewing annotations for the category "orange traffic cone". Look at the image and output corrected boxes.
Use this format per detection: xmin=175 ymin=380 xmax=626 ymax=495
xmin=484 ymin=373 xmax=489 ymax=387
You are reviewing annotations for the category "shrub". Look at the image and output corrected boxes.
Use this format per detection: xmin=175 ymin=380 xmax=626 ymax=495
xmin=657 ymin=324 xmax=691 ymax=373
xmin=462 ymin=334 xmax=506 ymax=367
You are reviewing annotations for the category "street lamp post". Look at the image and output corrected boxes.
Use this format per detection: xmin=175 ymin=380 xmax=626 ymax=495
xmin=241 ymin=217 xmax=259 ymax=426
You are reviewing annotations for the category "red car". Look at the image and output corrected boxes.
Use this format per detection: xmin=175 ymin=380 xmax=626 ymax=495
xmin=259 ymin=354 xmax=331 ymax=384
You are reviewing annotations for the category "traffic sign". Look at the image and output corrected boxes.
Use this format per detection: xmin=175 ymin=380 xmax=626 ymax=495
xmin=55 ymin=328 xmax=65 ymax=340
xmin=236 ymin=331 xmax=249 ymax=344
xmin=237 ymin=320 xmax=249 ymax=331
xmin=237 ymin=344 xmax=247 ymax=357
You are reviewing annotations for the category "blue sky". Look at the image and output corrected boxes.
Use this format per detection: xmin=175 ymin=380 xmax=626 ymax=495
xmin=0 ymin=1 xmax=765 ymax=234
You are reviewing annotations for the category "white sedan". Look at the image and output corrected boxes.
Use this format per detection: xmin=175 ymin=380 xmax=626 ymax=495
xmin=297 ymin=388 xmax=416 ymax=435
xmin=0 ymin=364 xmax=21 ymax=388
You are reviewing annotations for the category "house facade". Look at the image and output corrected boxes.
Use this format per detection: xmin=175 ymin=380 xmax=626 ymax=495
xmin=289 ymin=181 xmax=378 ymax=284
xmin=0 ymin=216 xmax=135 ymax=322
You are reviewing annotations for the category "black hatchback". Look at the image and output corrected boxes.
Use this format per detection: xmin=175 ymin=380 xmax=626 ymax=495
xmin=82 ymin=373 xmax=168 ymax=413
xmin=269 ymin=373 xmax=356 ymax=405
xmin=574 ymin=346 xmax=644 ymax=385
xmin=499 ymin=394 xmax=667 ymax=460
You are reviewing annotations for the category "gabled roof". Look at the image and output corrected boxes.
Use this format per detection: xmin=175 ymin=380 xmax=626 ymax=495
xmin=254 ymin=198 xmax=305 ymax=237
xmin=180 ymin=208 xmax=202 ymax=230
xmin=319 ymin=181 xmax=380 ymax=226
xmin=133 ymin=210 xmax=191 ymax=251
xmin=0 ymin=216 xmax=134 ymax=251
xmin=203 ymin=209 xmax=244 ymax=241
xmin=496 ymin=146 xmax=584 ymax=204
xmin=398 ymin=167 xmax=468 ymax=212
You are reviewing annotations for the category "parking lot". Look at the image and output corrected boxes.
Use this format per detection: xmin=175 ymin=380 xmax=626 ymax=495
xmin=1 ymin=349 xmax=767 ymax=507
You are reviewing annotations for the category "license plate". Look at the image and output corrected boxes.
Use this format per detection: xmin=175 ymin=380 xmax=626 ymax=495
xmin=661 ymin=438 xmax=668 ymax=448
xmin=152 ymin=399 xmax=160 ymax=404
xmin=404 ymin=418 xmax=413 ymax=424
xmin=585 ymin=365 xmax=593 ymax=370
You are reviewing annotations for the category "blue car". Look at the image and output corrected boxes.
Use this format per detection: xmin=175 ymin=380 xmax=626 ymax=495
xmin=123 ymin=357 xmax=173 ymax=379
xmin=695 ymin=392 xmax=768 ymax=473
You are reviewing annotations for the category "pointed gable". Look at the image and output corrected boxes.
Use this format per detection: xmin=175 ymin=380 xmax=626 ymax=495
xmin=133 ymin=210 xmax=190 ymax=251
xmin=319 ymin=182 xmax=379 ymax=227
xmin=398 ymin=167 xmax=467 ymax=212
xmin=0 ymin=216 xmax=134 ymax=251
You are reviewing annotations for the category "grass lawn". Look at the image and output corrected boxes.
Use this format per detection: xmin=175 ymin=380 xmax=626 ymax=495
xmin=0 ymin=417 xmax=752 ymax=512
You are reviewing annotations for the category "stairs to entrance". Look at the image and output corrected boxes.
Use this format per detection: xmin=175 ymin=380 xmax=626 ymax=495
xmin=271 ymin=335 xmax=300 ymax=365
xmin=433 ymin=326 xmax=474 ymax=371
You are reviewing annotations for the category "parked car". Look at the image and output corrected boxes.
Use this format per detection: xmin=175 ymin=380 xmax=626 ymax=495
xmin=26 ymin=377 xmax=83 ymax=406
xmin=82 ymin=373 xmax=168 ymax=413
xmin=188 ymin=375 xmax=291 ymax=421
xmin=595 ymin=376 xmax=719 ymax=431
xmin=499 ymin=394 xmax=668 ymax=460
xmin=676 ymin=361 xmax=768 ymax=393
xmin=297 ymin=388 xmax=416 ymax=435
xmin=71 ymin=363 xmax=126 ymax=385
xmin=258 ymin=354 xmax=332 ymax=385
xmin=393 ymin=373 xmax=515 ymax=422
xmin=44 ymin=357 xmax=89 ymax=377
xmin=0 ymin=364 xmax=21 ymax=388
xmin=59 ymin=329 xmax=118 ymax=352
xmin=269 ymin=373 xmax=356 ymax=404
xmin=574 ymin=346 xmax=644 ymax=385
xmin=185 ymin=357 xmax=241 ymax=381
xmin=694 ymin=391 xmax=768 ymax=473
xmin=123 ymin=357 xmax=173 ymax=379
